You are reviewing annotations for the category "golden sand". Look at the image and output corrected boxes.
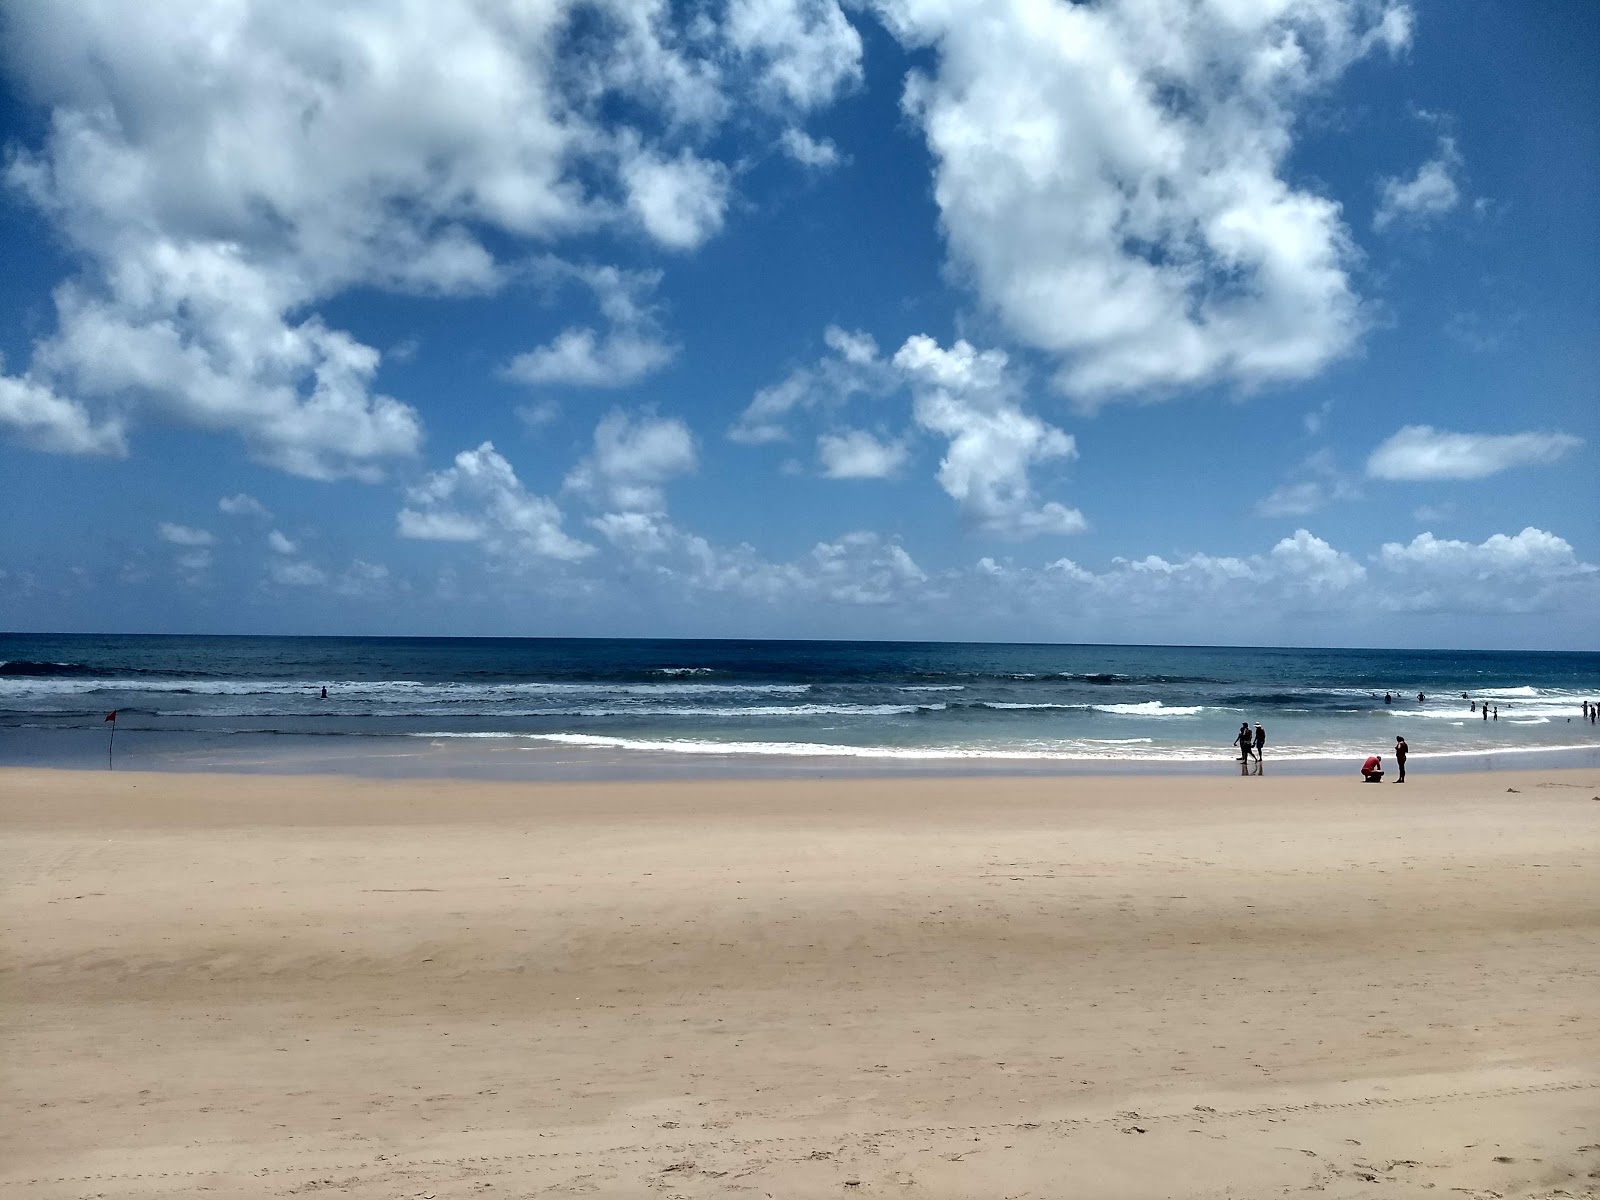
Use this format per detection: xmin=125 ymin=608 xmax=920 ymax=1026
xmin=4 ymin=767 xmax=1598 ymax=1197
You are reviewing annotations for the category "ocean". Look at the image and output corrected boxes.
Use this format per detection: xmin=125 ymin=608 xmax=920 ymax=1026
xmin=2 ymin=633 xmax=1597 ymax=778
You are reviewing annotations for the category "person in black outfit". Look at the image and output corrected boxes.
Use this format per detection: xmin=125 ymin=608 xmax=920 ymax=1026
xmin=1394 ymin=736 xmax=1408 ymax=783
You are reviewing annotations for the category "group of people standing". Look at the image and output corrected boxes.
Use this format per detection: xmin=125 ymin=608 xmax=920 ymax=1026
xmin=1233 ymin=721 xmax=1266 ymax=774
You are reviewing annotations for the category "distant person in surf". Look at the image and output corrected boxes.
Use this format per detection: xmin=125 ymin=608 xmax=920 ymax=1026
xmin=1384 ymin=692 xmax=1392 ymax=704
xmin=1492 ymin=706 xmax=1498 ymax=720
xmin=1394 ymin=736 xmax=1408 ymax=783
xmin=1361 ymin=755 xmax=1384 ymax=782
xmin=320 ymin=685 xmax=327 ymax=700
xmin=1417 ymin=692 xmax=1425 ymax=703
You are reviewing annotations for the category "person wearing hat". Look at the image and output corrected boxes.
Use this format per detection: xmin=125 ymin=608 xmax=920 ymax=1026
xmin=1252 ymin=722 xmax=1266 ymax=767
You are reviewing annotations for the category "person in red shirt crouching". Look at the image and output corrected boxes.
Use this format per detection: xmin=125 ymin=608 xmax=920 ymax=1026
xmin=1361 ymin=755 xmax=1384 ymax=782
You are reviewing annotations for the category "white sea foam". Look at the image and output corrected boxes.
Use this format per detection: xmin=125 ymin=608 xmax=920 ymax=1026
xmin=898 ymin=685 xmax=965 ymax=692
xmin=980 ymin=701 xmax=1085 ymax=710
xmin=1094 ymin=701 xmax=1206 ymax=716
xmin=497 ymin=732 xmax=1599 ymax=763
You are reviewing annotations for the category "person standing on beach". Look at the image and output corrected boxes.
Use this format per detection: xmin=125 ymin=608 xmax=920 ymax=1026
xmin=1483 ymin=704 xmax=1488 ymax=721
xmin=1235 ymin=722 xmax=1254 ymax=763
xmin=1395 ymin=736 xmax=1408 ymax=783
xmin=1253 ymin=722 xmax=1266 ymax=767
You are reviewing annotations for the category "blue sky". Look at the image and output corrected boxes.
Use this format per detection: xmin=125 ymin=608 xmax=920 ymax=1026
xmin=0 ymin=0 xmax=1595 ymax=648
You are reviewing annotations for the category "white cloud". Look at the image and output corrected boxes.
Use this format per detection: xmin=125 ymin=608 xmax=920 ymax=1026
xmin=818 ymin=429 xmax=909 ymax=479
xmin=267 ymin=530 xmax=297 ymax=555
xmin=728 ymin=325 xmax=895 ymax=443
xmin=878 ymin=0 xmax=1408 ymax=400
xmin=1374 ymin=137 xmax=1462 ymax=230
xmin=505 ymin=328 xmax=677 ymax=389
xmin=157 ymin=522 xmax=214 ymax=547
xmin=1374 ymin=528 xmax=1596 ymax=612
xmin=566 ymin=411 xmax=698 ymax=512
xmin=727 ymin=0 xmax=864 ymax=111
xmin=895 ymin=336 xmax=1086 ymax=538
xmin=0 ymin=1 xmax=766 ymax=474
xmin=619 ymin=145 xmax=730 ymax=250
xmin=780 ymin=128 xmax=842 ymax=169
xmin=1270 ymin=528 xmax=1367 ymax=593
xmin=399 ymin=442 xmax=592 ymax=561
xmin=219 ymin=493 xmax=270 ymax=519
xmin=0 ymin=366 xmax=126 ymax=456
xmin=1367 ymin=426 xmax=1583 ymax=481
xmin=737 ymin=327 xmax=1086 ymax=537
xmin=506 ymin=264 xmax=677 ymax=389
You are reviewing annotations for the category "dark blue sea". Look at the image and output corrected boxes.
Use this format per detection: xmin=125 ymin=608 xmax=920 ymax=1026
xmin=2 ymin=634 xmax=1597 ymax=777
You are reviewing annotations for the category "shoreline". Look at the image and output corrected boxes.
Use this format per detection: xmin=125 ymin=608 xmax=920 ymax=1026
xmin=5 ymin=766 xmax=1598 ymax=1198
xmin=5 ymin=725 xmax=1600 ymax=781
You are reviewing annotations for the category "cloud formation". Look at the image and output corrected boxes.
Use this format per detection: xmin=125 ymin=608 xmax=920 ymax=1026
xmin=0 ymin=1 xmax=833 ymax=472
xmin=1367 ymin=426 xmax=1583 ymax=481
xmin=880 ymin=0 xmax=1410 ymax=400
xmin=817 ymin=430 xmax=909 ymax=479
xmin=399 ymin=442 xmax=592 ymax=561
xmin=1374 ymin=137 xmax=1463 ymax=230
xmin=895 ymin=336 xmax=1086 ymax=538
xmin=566 ymin=410 xmax=698 ymax=513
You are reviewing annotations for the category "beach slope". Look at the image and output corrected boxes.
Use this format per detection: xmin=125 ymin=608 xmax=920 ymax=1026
xmin=3 ymin=767 xmax=1598 ymax=1197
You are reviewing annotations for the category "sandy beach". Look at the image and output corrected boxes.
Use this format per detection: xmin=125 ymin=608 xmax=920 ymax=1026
xmin=3 ymin=766 xmax=1598 ymax=1198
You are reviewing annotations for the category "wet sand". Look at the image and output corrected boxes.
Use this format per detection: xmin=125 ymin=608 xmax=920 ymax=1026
xmin=3 ymin=766 xmax=1598 ymax=1197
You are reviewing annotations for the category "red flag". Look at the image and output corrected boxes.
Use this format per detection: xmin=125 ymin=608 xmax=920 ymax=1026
xmin=104 ymin=710 xmax=117 ymax=722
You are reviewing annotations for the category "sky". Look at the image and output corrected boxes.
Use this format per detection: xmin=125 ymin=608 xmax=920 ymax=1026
xmin=0 ymin=0 xmax=1595 ymax=648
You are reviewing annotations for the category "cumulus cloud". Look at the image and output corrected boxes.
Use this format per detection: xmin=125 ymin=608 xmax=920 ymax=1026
xmin=1374 ymin=528 xmax=1596 ymax=612
xmin=736 ymin=327 xmax=1085 ymax=537
xmin=780 ymin=128 xmax=843 ymax=169
xmin=726 ymin=0 xmax=864 ymax=111
xmin=0 ymin=1 xmax=786 ymax=474
xmin=156 ymin=522 xmax=214 ymax=547
xmin=399 ymin=442 xmax=592 ymax=561
xmin=0 ymin=366 xmax=127 ymax=456
xmin=219 ymin=493 xmax=270 ymax=519
xmin=566 ymin=410 xmax=697 ymax=513
xmin=505 ymin=328 xmax=677 ymax=389
xmin=818 ymin=429 xmax=909 ymax=479
xmin=267 ymin=530 xmax=297 ymax=555
xmin=895 ymin=336 xmax=1086 ymax=538
xmin=1374 ymin=137 xmax=1463 ymax=230
xmin=878 ymin=0 xmax=1409 ymax=400
xmin=1366 ymin=426 xmax=1583 ymax=480
xmin=505 ymin=263 xmax=678 ymax=390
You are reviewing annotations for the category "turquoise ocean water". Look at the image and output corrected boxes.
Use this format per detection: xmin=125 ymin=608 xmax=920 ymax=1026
xmin=2 ymin=634 xmax=1597 ymax=777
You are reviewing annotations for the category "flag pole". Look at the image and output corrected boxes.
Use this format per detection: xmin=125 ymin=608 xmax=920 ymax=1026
xmin=106 ymin=710 xmax=117 ymax=769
